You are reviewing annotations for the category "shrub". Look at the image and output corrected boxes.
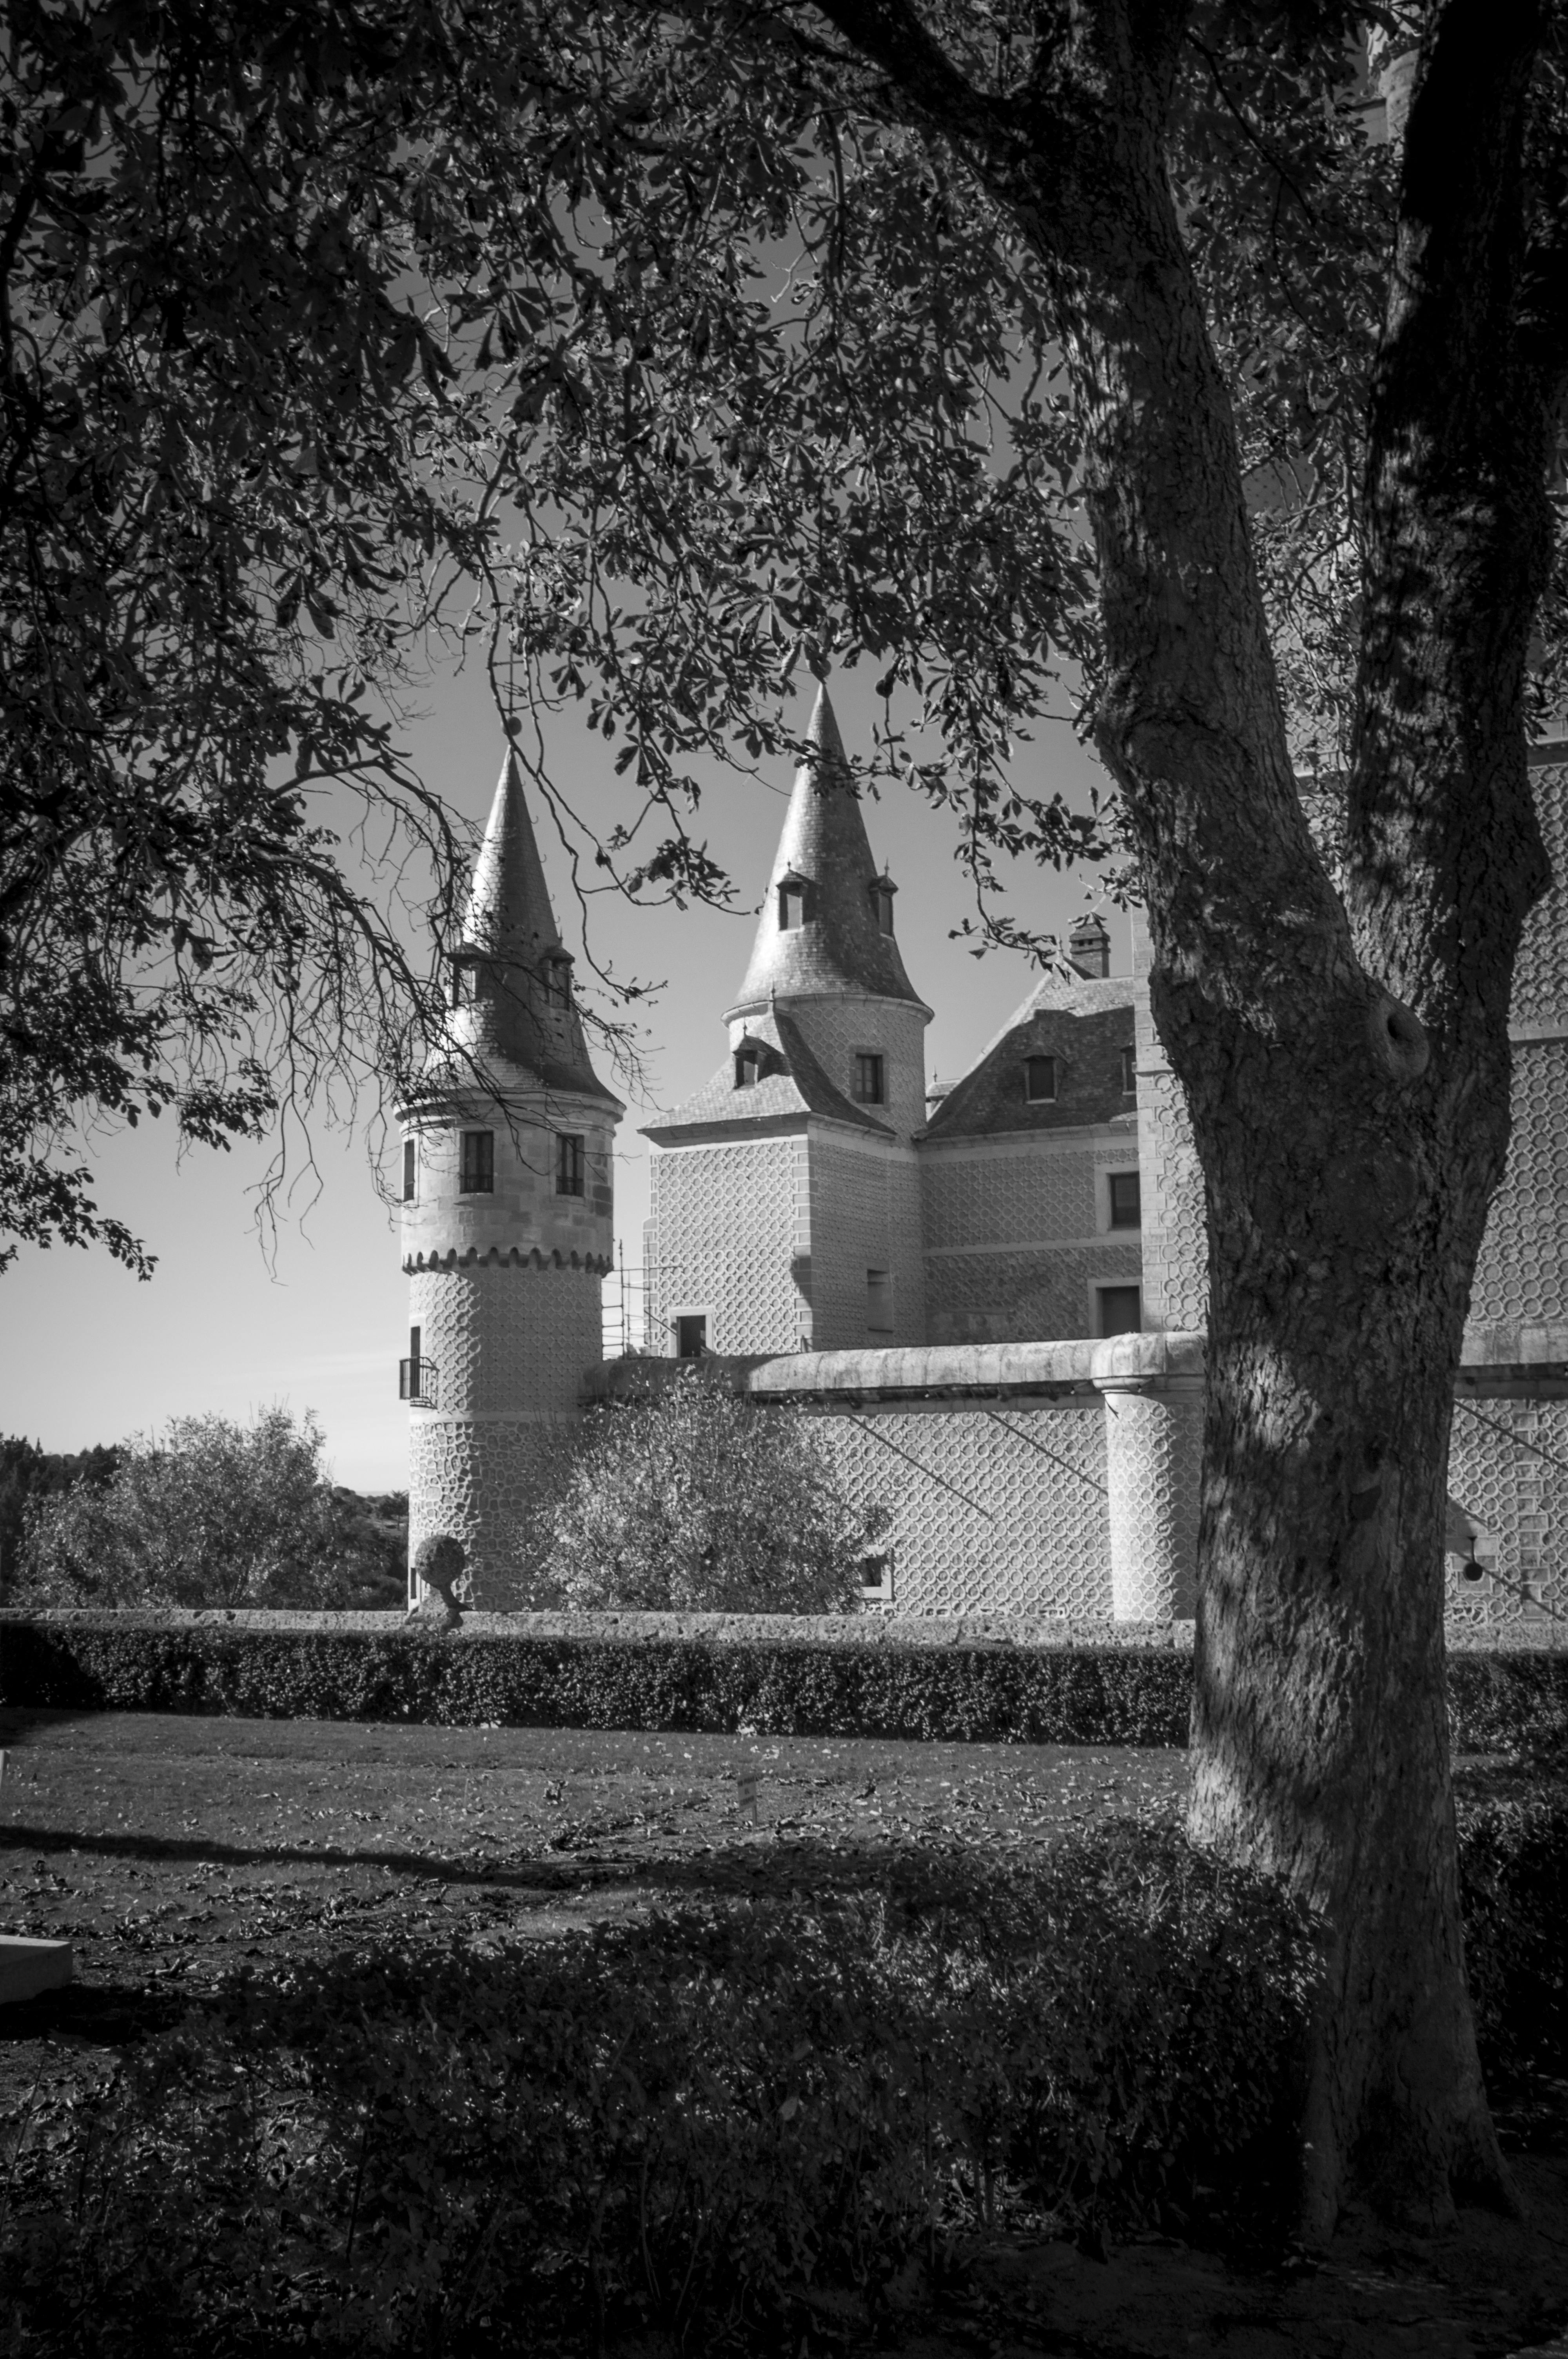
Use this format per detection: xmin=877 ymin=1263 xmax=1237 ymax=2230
xmin=0 ymin=1828 xmax=1318 ymax=2356
xmin=15 ymin=1411 xmax=403 ymax=1611
xmin=0 ymin=1621 xmax=1198 ymax=1743
xmin=544 ymin=1370 xmax=888 ymax=1614
xmin=1458 ymin=1789 xmax=1568 ymax=2074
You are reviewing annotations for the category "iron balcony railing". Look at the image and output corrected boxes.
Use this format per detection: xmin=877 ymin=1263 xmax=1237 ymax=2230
xmin=399 ymin=1357 xmax=439 ymax=1407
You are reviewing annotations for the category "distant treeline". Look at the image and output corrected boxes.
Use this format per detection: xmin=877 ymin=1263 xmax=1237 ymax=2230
xmin=0 ymin=1427 xmax=409 ymax=1610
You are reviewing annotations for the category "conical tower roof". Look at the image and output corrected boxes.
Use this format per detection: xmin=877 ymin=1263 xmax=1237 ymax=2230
xmin=728 ymin=685 xmax=929 ymax=1016
xmin=432 ymin=750 xmax=620 ymax=1104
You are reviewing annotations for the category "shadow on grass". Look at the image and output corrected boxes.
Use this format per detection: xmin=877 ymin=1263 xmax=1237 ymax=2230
xmin=0 ymin=1814 xmax=1116 ymax=1925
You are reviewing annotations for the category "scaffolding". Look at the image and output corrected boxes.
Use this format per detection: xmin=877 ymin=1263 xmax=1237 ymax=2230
xmin=601 ymin=1245 xmax=654 ymax=1359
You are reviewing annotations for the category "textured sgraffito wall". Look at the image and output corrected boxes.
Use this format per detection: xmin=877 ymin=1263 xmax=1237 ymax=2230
xmin=811 ymin=1400 xmax=1114 ymax=1618
xmin=921 ymin=1133 xmax=1142 ymax=1343
xmin=1445 ymin=1395 xmax=1568 ymax=1639
xmin=646 ymin=1134 xmax=808 ymax=1355
xmin=807 ymin=1134 xmax=925 ymax=1349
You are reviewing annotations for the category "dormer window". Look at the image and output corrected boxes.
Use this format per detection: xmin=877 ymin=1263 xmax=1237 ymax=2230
xmin=452 ymin=956 xmax=480 ymax=1009
xmin=778 ymin=869 xmax=810 ymax=930
xmin=1025 ymin=1054 xmax=1056 ymax=1103
xmin=543 ymin=952 xmax=573 ymax=1007
xmin=735 ymin=1047 xmax=760 ymax=1089
xmin=869 ymin=872 xmax=898 ymax=935
xmin=1122 ymin=1045 xmax=1136 ymax=1095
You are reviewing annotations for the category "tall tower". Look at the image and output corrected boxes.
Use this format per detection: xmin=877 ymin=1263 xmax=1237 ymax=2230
xmin=644 ymin=685 xmax=931 ymax=1353
xmin=399 ymin=751 xmax=622 ymax=1605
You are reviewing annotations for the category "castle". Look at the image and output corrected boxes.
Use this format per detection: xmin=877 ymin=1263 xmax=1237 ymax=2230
xmin=401 ymin=690 xmax=1568 ymax=1635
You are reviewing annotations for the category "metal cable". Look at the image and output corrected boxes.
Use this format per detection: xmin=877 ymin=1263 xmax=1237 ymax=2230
xmin=838 ymin=1412 xmax=995 ymax=1522
xmin=982 ymin=1408 xmax=1110 ymax=1496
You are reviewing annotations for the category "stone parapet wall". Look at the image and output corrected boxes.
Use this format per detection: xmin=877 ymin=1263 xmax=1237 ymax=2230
xmin=3 ymin=1606 xmax=1557 ymax=1652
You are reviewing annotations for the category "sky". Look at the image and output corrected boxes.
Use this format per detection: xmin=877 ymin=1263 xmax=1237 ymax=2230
xmin=2 ymin=661 xmax=1128 ymax=1493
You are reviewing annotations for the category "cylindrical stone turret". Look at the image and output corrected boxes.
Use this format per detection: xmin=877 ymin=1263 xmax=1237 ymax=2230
xmin=399 ymin=752 xmax=622 ymax=1605
xmin=1093 ymin=1336 xmax=1204 ymax=1621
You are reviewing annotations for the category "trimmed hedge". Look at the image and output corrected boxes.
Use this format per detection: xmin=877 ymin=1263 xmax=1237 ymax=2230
xmin=0 ymin=1621 xmax=1192 ymax=1744
xmin=4 ymin=1617 xmax=1568 ymax=1748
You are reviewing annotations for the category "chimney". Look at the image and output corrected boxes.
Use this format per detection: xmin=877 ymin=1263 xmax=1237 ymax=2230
xmin=1069 ymin=912 xmax=1111 ymax=979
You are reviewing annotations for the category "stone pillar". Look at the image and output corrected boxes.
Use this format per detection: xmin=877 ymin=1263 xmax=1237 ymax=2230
xmin=1096 ymin=1372 xmax=1203 ymax=1621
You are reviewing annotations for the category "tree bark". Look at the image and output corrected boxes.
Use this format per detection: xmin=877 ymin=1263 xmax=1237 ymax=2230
xmin=808 ymin=0 xmax=1559 ymax=2233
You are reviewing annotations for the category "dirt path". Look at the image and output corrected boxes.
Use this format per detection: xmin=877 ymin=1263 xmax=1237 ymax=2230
xmin=2 ymin=1708 xmax=1565 ymax=2357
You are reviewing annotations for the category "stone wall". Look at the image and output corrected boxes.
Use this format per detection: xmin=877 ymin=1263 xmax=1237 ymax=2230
xmin=408 ymin=1263 xmax=603 ymax=1419
xmin=921 ymin=1129 xmax=1142 ymax=1343
xmin=646 ymin=1132 xmax=808 ymax=1354
xmin=814 ymin=1398 xmax=1112 ymax=1616
xmin=1446 ymin=1391 xmax=1568 ymax=1638
xmin=778 ymin=991 xmax=930 ymax=1140
xmin=407 ymin=1409 xmax=583 ymax=1608
xmin=806 ymin=1132 xmax=925 ymax=1349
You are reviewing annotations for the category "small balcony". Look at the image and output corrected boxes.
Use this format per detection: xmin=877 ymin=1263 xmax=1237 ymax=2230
xmin=399 ymin=1356 xmax=439 ymax=1407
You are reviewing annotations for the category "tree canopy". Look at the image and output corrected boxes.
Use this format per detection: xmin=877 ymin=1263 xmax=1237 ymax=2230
xmin=7 ymin=0 xmax=1568 ymax=2234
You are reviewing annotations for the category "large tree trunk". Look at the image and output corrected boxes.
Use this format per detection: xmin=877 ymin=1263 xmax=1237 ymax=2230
xmin=1049 ymin=1 xmax=1553 ymax=2235
xmin=811 ymin=0 xmax=1556 ymax=2234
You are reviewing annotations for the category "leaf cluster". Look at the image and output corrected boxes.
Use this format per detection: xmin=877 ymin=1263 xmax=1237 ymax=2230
xmin=0 ymin=0 xmax=495 ymax=1268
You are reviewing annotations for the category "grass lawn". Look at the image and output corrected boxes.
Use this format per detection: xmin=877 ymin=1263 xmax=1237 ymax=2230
xmin=0 ymin=1707 xmax=1186 ymax=2039
xmin=2 ymin=1707 xmax=1567 ymax=2358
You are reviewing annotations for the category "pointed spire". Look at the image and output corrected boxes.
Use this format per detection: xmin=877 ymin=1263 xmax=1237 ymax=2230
xmin=729 ymin=685 xmax=928 ymax=1015
xmin=460 ymin=748 xmax=564 ymax=966
xmin=437 ymin=749 xmax=619 ymax=1103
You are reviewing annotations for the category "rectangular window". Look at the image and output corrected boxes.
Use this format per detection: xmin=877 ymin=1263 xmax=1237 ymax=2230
xmin=867 ymin=1269 xmax=893 ymax=1335
xmin=853 ymin=1052 xmax=885 ymax=1104
xmin=1108 ymin=1171 xmax=1142 ymax=1229
xmin=452 ymin=959 xmax=478 ymax=1008
xmin=1097 ymin=1285 xmax=1142 ymax=1338
xmin=1025 ymin=1054 xmax=1056 ymax=1103
xmin=401 ymin=1138 xmax=416 ymax=1202
xmin=676 ymin=1313 xmax=708 ymax=1359
xmin=1121 ymin=1045 xmax=1137 ymax=1095
xmin=459 ymin=1130 xmax=494 ymax=1194
xmin=779 ymin=883 xmax=806 ymax=931
xmin=410 ymin=1324 xmax=421 ymax=1365
xmin=734 ymin=1048 xmax=759 ymax=1089
xmin=555 ymin=1132 xmax=585 ymax=1196
xmin=860 ymin=1551 xmax=895 ymax=1605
